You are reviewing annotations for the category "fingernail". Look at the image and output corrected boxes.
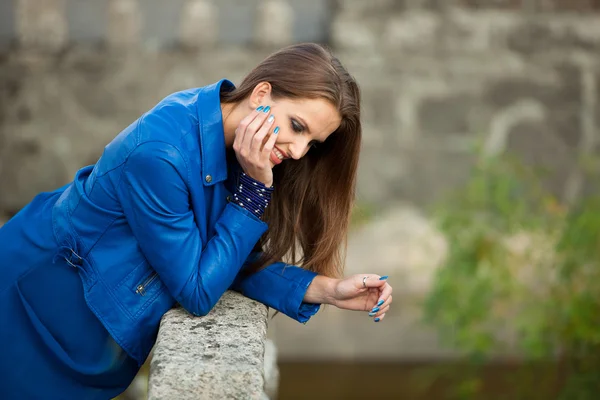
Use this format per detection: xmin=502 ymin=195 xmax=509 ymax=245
xmin=368 ymin=312 xmax=376 ymax=317
xmin=263 ymin=106 xmax=271 ymax=113
xmin=377 ymin=300 xmax=384 ymax=306
xmin=256 ymin=106 xmax=264 ymax=111
xmin=371 ymin=307 xmax=380 ymax=313
xmin=379 ymin=276 xmax=388 ymax=280
xmin=267 ymin=115 xmax=274 ymax=123
xmin=273 ymin=126 xmax=280 ymax=134
xmin=374 ymin=318 xmax=380 ymax=322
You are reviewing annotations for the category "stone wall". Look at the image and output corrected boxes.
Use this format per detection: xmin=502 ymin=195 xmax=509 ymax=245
xmin=1 ymin=0 xmax=600 ymax=372
xmin=147 ymin=291 xmax=277 ymax=400
xmin=1 ymin=0 xmax=599 ymax=219
xmin=0 ymin=0 xmax=330 ymax=50
xmin=333 ymin=0 xmax=600 ymax=208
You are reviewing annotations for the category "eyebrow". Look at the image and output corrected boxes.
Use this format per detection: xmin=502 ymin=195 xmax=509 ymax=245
xmin=295 ymin=114 xmax=325 ymax=143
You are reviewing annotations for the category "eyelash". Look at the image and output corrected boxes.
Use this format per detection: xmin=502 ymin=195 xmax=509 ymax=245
xmin=291 ymin=119 xmax=304 ymax=133
xmin=291 ymin=119 xmax=319 ymax=149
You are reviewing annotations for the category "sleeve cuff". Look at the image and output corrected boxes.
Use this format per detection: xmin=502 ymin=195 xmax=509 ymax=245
xmin=228 ymin=202 xmax=266 ymax=225
xmin=277 ymin=267 xmax=321 ymax=324
xmin=297 ymin=302 xmax=321 ymax=324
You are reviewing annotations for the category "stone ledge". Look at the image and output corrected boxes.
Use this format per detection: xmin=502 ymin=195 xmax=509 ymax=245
xmin=148 ymin=291 xmax=272 ymax=400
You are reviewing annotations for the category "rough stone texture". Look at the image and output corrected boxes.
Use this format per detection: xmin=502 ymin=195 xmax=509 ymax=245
xmin=263 ymin=339 xmax=279 ymax=399
xmin=0 ymin=0 xmax=16 ymax=48
xmin=1 ymin=0 xmax=600 ymax=363
xmin=107 ymin=0 xmax=141 ymax=49
xmin=148 ymin=291 xmax=270 ymax=400
xmin=16 ymin=0 xmax=68 ymax=51
xmin=3 ymin=1 xmax=599 ymax=217
xmin=65 ymin=0 xmax=108 ymax=44
xmin=255 ymin=0 xmax=294 ymax=47
xmin=179 ymin=0 xmax=219 ymax=49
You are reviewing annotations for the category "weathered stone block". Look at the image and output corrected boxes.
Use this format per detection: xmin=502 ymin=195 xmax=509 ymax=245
xmin=459 ymin=0 xmax=524 ymax=9
xmin=508 ymin=15 xmax=600 ymax=54
xmin=255 ymin=0 xmax=294 ymax=47
xmin=65 ymin=0 xmax=108 ymax=44
xmin=141 ymin=0 xmax=187 ymax=49
xmin=16 ymin=0 xmax=68 ymax=51
xmin=0 ymin=0 xmax=16 ymax=48
xmin=331 ymin=16 xmax=380 ymax=49
xmin=179 ymin=0 xmax=219 ymax=48
xmin=483 ymin=66 xmax=583 ymax=149
xmin=384 ymin=11 xmax=440 ymax=52
xmin=419 ymin=93 xmax=481 ymax=135
xmin=107 ymin=0 xmax=141 ymax=49
xmin=217 ymin=0 xmax=260 ymax=45
xmin=148 ymin=291 xmax=270 ymax=400
xmin=536 ymin=0 xmax=600 ymax=12
xmin=443 ymin=9 xmax=523 ymax=52
xmin=288 ymin=0 xmax=331 ymax=43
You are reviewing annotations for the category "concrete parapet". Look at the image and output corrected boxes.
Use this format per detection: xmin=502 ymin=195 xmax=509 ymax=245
xmin=148 ymin=291 xmax=276 ymax=400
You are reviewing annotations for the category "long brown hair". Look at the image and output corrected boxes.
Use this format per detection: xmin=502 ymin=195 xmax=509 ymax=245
xmin=221 ymin=43 xmax=361 ymax=278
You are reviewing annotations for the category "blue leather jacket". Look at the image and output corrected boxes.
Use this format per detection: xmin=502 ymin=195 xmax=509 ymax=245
xmin=51 ymin=79 xmax=320 ymax=365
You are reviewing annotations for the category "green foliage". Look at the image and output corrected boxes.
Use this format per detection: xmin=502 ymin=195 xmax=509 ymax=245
xmin=423 ymin=152 xmax=600 ymax=398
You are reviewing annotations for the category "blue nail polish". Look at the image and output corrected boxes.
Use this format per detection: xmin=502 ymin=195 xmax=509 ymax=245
xmin=371 ymin=307 xmax=380 ymax=313
xmin=263 ymin=106 xmax=271 ymax=113
xmin=273 ymin=126 xmax=279 ymax=134
xmin=377 ymin=300 xmax=384 ymax=306
xmin=379 ymin=276 xmax=388 ymax=280
xmin=256 ymin=106 xmax=264 ymax=111
xmin=368 ymin=312 xmax=376 ymax=317
xmin=374 ymin=318 xmax=380 ymax=322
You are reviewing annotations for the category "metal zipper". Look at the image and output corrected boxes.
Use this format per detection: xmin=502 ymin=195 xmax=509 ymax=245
xmin=135 ymin=272 xmax=158 ymax=296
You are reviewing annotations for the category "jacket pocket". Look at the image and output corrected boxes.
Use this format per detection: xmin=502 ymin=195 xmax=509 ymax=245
xmin=134 ymin=271 xmax=158 ymax=296
xmin=113 ymin=260 xmax=164 ymax=320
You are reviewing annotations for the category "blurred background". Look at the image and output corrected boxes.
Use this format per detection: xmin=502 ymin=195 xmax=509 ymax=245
xmin=1 ymin=0 xmax=600 ymax=399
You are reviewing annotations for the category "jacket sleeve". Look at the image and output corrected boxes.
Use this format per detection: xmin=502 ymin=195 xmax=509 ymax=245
xmin=230 ymin=255 xmax=321 ymax=323
xmin=116 ymin=140 xmax=268 ymax=317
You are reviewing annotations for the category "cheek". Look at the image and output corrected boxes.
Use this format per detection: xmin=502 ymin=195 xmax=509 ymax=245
xmin=272 ymin=126 xmax=289 ymax=140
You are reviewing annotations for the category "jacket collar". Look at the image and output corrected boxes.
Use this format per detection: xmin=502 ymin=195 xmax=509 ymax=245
xmin=196 ymin=79 xmax=236 ymax=186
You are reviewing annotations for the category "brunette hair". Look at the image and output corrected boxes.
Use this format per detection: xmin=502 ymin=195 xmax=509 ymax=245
xmin=221 ymin=43 xmax=361 ymax=278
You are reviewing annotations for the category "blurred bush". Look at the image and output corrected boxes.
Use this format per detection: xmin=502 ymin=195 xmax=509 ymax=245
xmin=423 ymin=148 xmax=600 ymax=399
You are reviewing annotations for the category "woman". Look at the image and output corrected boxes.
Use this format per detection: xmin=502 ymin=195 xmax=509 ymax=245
xmin=0 ymin=43 xmax=393 ymax=398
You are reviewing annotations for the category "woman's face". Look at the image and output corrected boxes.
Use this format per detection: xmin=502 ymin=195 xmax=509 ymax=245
xmin=261 ymin=96 xmax=341 ymax=168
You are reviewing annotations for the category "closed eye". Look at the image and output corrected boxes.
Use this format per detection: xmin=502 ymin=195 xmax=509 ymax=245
xmin=291 ymin=118 xmax=304 ymax=133
xmin=291 ymin=117 xmax=321 ymax=149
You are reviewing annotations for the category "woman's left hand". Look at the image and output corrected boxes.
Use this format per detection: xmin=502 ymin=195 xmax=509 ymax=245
xmin=332 ymin=274 xmax=392 ymax=322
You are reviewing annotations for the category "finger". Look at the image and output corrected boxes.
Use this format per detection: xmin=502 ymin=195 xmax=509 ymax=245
xmin=251 ymin=114 xmax=275 ymax=153
xmin=368 ymin=297 xmax=390 ymax=316
xmin=235 ymin=106 xmax=264 ymax=149
xmin=359 ymin=275 xmax=389 ymax=290
xmin=242 ymin=106 xmax=270 ymax=151
xmin=261 ymin=123 xmax=279 ymax=156
xmin=374 ymin=313 xmax=386 ymax=323
xmin=234 ymin=107 xmax=263 ymax=150
xmin=369 ymin=295 xmax=392 ymax=315
xmin=376 ymin=282 xmax=392 ymax=304
xmin=372 ymin=304 xmax=389 ymax=318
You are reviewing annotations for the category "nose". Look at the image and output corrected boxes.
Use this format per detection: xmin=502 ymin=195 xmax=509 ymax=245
xmin=288 ymin=138 xmax=311 ymax=160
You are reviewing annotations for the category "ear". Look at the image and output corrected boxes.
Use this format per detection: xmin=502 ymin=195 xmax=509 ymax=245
xmin=248 ymin=81 xmax=272 ymax=109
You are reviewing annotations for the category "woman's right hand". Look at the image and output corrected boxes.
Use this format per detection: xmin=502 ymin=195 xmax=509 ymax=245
xmin=233 ymin=106 xmax=278 ymax=187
